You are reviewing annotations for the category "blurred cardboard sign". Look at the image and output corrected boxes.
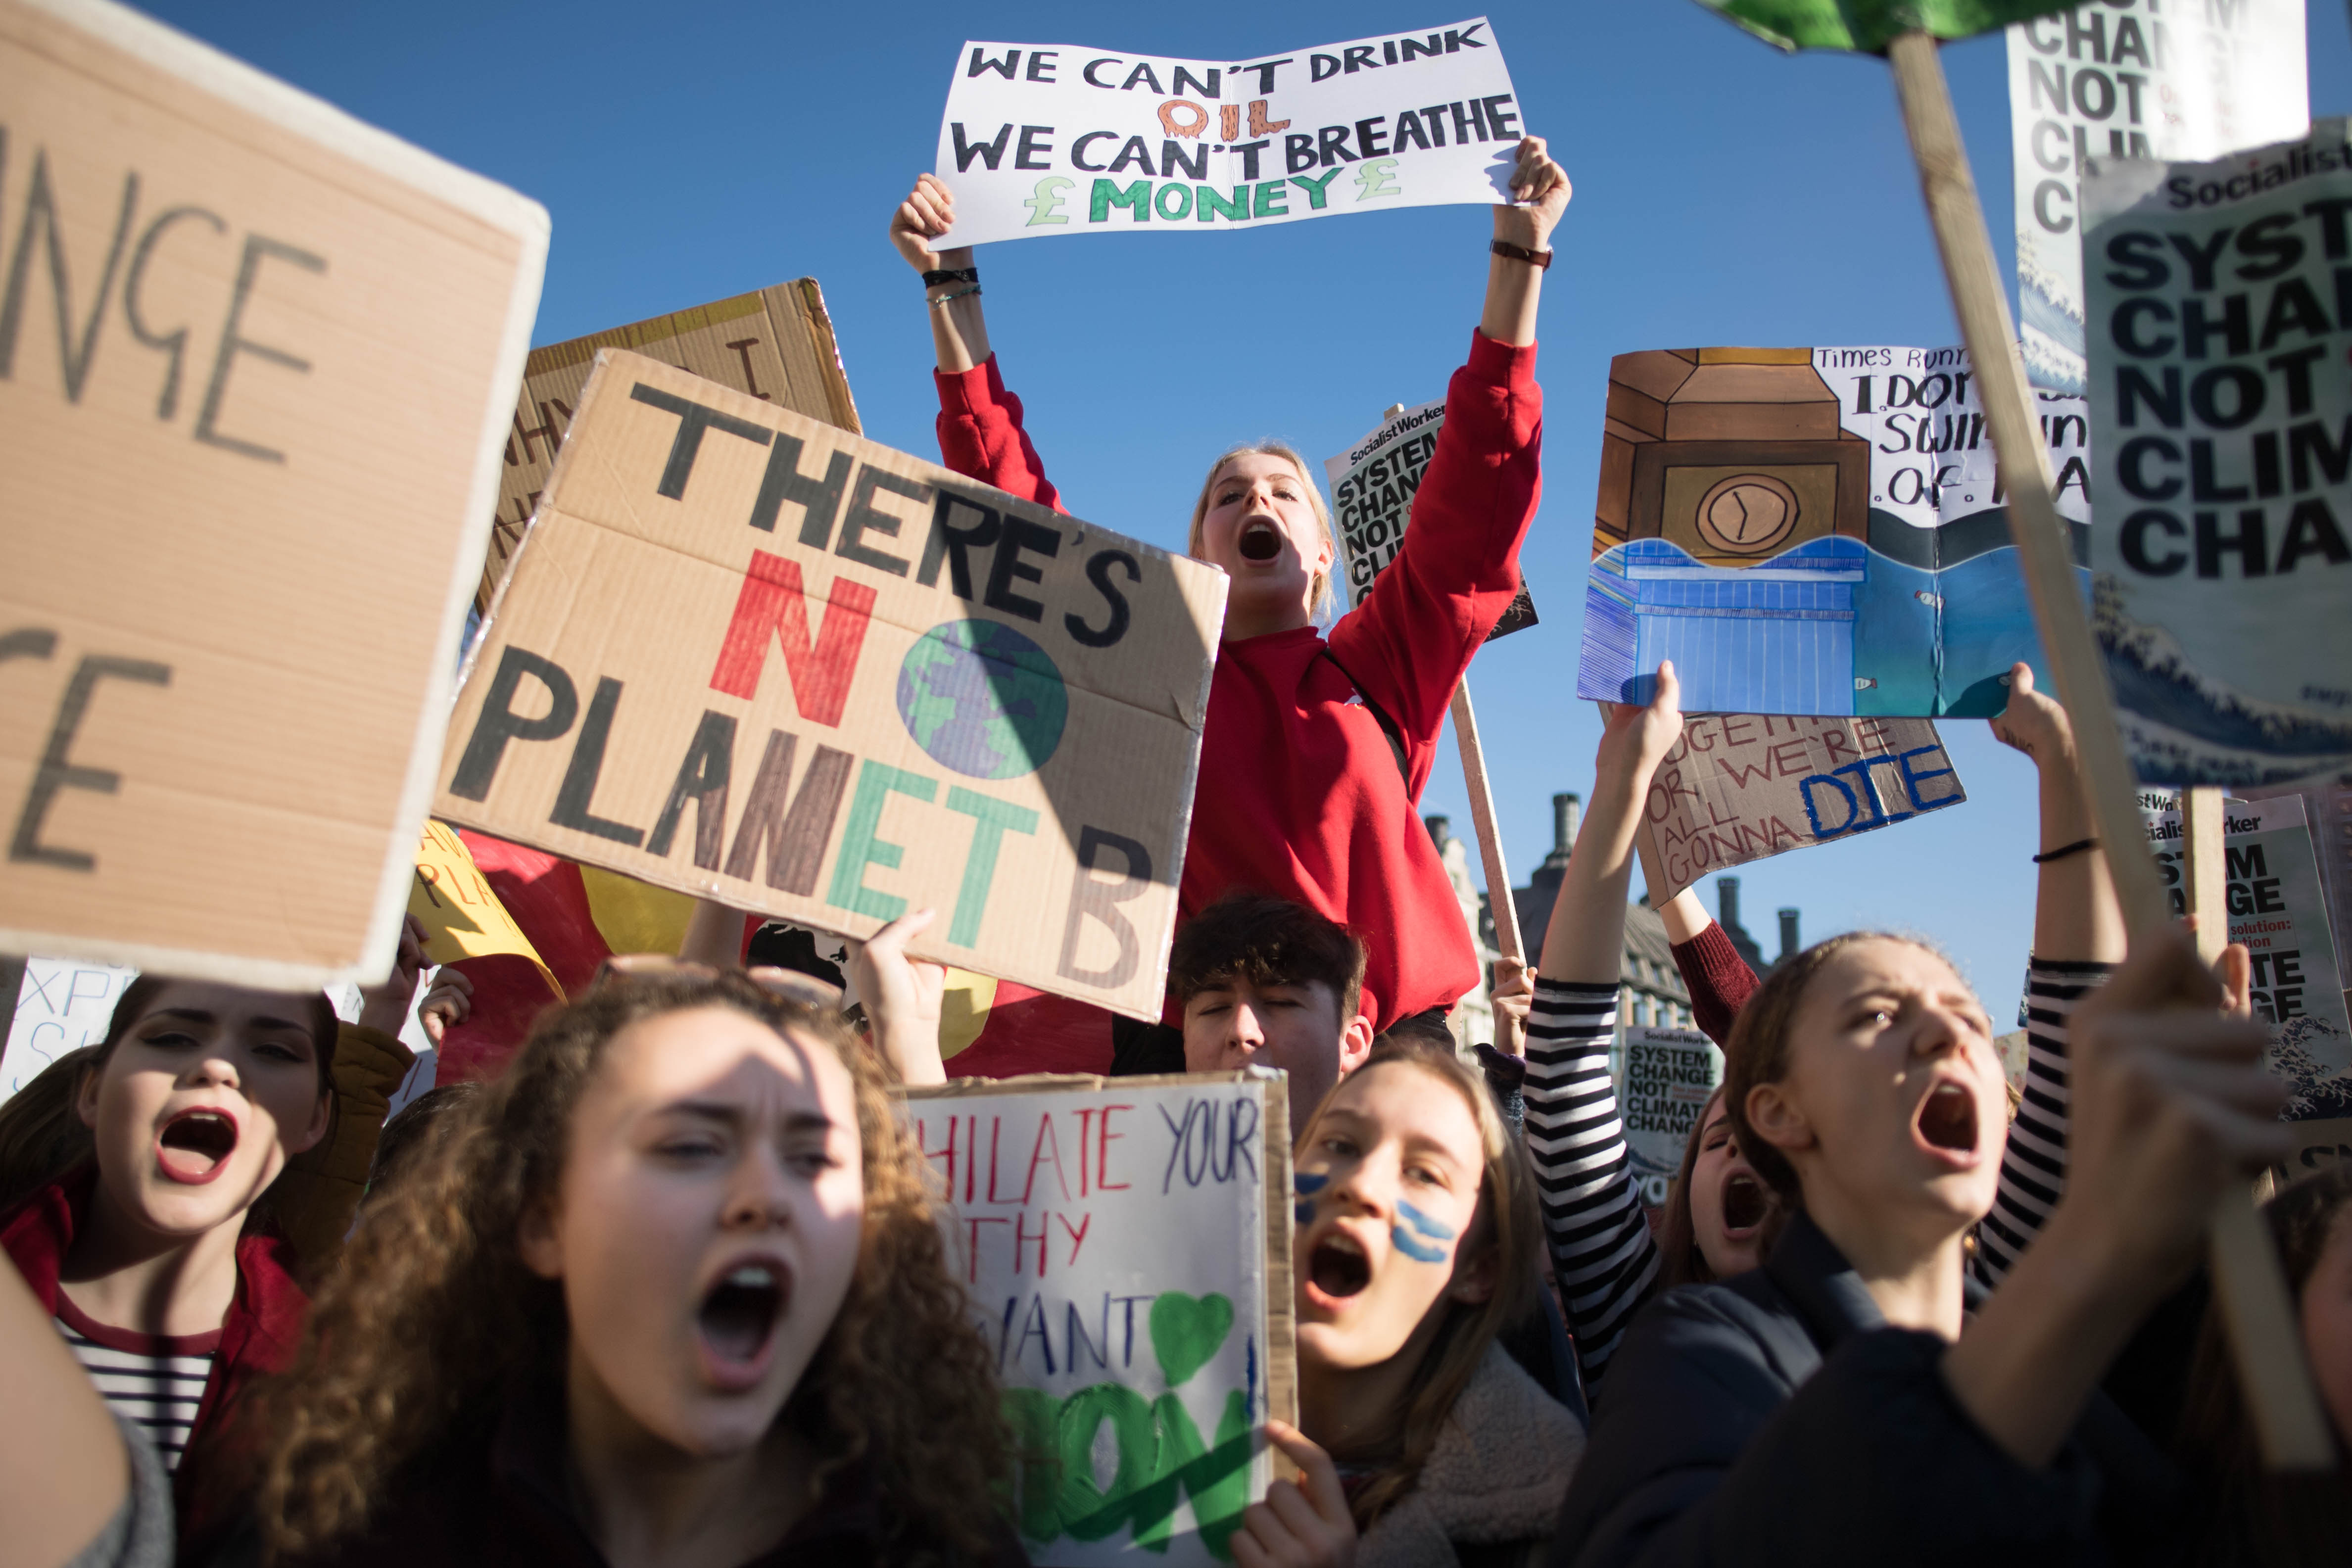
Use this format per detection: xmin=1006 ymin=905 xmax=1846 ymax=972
xmin=1322 ymin=398 xmax=1535 ymax=637
xmin=435 ymin=352 xmax=1225 ymax=1020
xmin=480 ymin=279 xmax=861 ymax=611
xmin=901 ymin=1069 xmax=1296 ymax=1564
xmin=1644 ymin=713 xmax=1966 ymax=900
xmin=0 ymin=0 xmax=547 ymax=988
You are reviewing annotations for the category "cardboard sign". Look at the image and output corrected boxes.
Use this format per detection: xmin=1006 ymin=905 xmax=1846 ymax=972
xmin=0 ymin=0 xmax=547 ymax=988
xmin=1612 ymin=1026 xmax=1722 ymax=1208
xmin=2084 ymin=124 xmax=2352 ymax=786
xmin=435 ymin=352 xmax=1225 ymax=1020
xmin=2007 ymin=0 xmax=2308 ymax=394
xmin=1322 ymin=399 xmax=1535 ymax=635
xmin=903 ymin=1071 xmax=1294 ymax=1566
xmin=2144 ymin=791 xmax=2352 ymax=1116
xmin=935 ymin=19 xmax=1521 ymax=247
xmin=479 ymin=279 xmax=860 ymax=612
xmin=1645 ymin=713 xmax=1966 ymax=900
xmin=408 ymin=820 xmax=560 ymax=998
xmin=1578 ymin=345 xmax=2094 ymax=717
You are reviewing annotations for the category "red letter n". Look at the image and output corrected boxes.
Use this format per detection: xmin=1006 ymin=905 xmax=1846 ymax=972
xmin=709 ymin=551 xmax=875 ymax=725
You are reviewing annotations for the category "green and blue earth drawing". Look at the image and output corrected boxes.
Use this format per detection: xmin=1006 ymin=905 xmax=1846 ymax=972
xmin=895 ymin=619 xmax=1068 ymax=780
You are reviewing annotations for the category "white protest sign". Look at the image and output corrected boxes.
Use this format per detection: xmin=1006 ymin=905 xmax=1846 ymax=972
xmin=1323 ymin=400 xmax=1536 ymax=634
xmin=935 ymin=20 xmax=1521 ymax=246
xmin=2145 ymin=791 xmax=2351 ymax=1117
xmin=1612 ymin=1026 xmax=1721 ymax=1208
xmin=2084 ymin=123 xmax=2352 ymax=786
xmin=2008 ymin=0 xmax=2308 ymax=394
xmin=904 ymin=1071 xmax=1293 ymax=1566
xmin=0 ymin=955 xmax=134 ymax=1104
xmin=1643 ymin=713 xmax=1967 ymax=901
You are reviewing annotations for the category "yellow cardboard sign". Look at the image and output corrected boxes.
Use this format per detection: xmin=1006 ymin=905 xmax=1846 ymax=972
xmin=408 ymin=820 xmax=561 ymax=997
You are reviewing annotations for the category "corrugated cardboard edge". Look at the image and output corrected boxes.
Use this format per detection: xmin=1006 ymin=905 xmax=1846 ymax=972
xmin=772 ymin=280 xmax=863 ymax=435
xmin=899 ymin=1067 xmax=1300 ymax=1453
xmin=9 ymin=0 xmax=548 ymax=990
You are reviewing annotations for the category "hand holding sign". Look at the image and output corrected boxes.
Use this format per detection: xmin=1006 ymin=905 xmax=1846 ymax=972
xmin=1231 ymin=1422 xmax=1357 ymax=1568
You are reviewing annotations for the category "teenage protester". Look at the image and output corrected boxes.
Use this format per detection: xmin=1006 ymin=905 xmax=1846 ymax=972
xmin=2176 ymin=1164 xmax=2352 ymax=1566
xmin=0 ymin=969 xmax=340 ymax=1564
xmin=887 ymin=138 xmax=1568 ymax=1039
xmin=242 ymin=967 xmax=1020 ymax=1567
xmin=0 ymin=1044 xmax=99 ymax=1213
xmin=1169 ymin=893 xmax=1375 ymax=1139
xmin=1546 ymin=901 xmax=2287 ymax=1565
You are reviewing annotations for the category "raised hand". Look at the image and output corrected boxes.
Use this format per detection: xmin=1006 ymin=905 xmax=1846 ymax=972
xmin=851 ymin=908 xmax=949 ymax=1087
xmin=1594 ymin=659 xmax=1683 ymax=791
xmin=890 ymin=172 xmax=969 ymax=275
xmin=1493 ymin=135 xmax=1571 ymax=251
xmin=1988 ymin=662 xmax=2074 ymax=767
xmin=416 ymin=966 xmax=473 ymax=1045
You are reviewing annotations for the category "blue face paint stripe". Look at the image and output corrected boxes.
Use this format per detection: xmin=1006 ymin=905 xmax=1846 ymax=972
xmin=1396 ymin=1199 xmax=1456 ymax=1241
xmin=1293 ymin=1172 xmax=1329 ymax=1194
xmin=1391 ymin=1225 xmax=1447 ymax=1262
xmin=1295 ymin=1202 xmax=1316 ymax=1224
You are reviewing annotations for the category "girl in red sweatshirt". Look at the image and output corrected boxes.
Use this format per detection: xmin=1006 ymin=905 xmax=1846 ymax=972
xmin=887 ymin=137 xmax=1569 ymax=1034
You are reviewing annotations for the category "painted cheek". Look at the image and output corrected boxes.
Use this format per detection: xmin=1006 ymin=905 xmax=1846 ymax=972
xmin=1293 ymin=1170 xmax=1328 ymax=1226
xmin=1392 ymin=1198 xmax=1457 ymax=1264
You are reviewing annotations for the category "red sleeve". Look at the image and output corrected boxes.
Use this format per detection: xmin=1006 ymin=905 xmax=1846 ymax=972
xmin=934 ymin=353 xmax=1068 ymax=516
xmin=1325 ymin=330 xmax=1539 ymax=799
xmin=1672 ymin=922 xmax=1761 ymax=1047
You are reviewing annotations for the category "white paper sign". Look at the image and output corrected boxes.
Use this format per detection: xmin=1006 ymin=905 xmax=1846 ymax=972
xmin=2008 ymin=0 xmax=2308 ymax=393
xmin=0 ymin=956 xmax=135 ymax=1103
xmin=935 ymin=20 xmax=1521 ymax=246
xmin=2085 ymin=123 xmax=2352 ymax=786
xmin=2144 ymin=791 xmax=2351 ymax=1117
xmin=1612 ymin=1026 xmax=1722 ymax=1208
xmin=903 ymin=1072 xmax=1293 ymax=1566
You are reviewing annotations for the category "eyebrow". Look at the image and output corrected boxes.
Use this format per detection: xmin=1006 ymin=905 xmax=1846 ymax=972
xmin=662 ymin=1101 xmax=835 ymax=1133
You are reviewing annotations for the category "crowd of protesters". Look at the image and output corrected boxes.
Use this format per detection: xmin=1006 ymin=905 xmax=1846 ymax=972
xmin=3 ymin=135 xmax=2348 ymax=1568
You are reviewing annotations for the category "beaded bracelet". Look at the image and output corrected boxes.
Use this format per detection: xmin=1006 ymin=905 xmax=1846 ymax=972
xmin=928 ymin=283 xmax=981 ymax=306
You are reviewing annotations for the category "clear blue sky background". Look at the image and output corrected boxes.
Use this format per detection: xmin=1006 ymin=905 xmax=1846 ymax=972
xmin=145 ymin=0 xmax=2352 ymax=1024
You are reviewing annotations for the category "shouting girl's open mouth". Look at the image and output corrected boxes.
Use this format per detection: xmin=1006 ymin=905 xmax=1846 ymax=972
xmin=1913 ymin=1080 xmax=1980 ymax=1166
xmin=1306 ymin=1230 xmax=1371 ymax=1307
xmin=1720 ymin=1171 xmax=1768 ymax=1237
xmin=156 ymin=1108 xmax=238 ymax=1185
xmin=697 ymin=1259 xmax=790 ymax=1391
xmin=1237 ymin=520 xmax=1283 ymax=562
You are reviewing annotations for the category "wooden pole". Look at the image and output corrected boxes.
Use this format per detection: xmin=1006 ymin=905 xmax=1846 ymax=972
xmin=1450 ymin=681 xmax=1526 ymax=1055
xmin=1885 ymin=29 xmax=2333 ymax=1471
xmin=2180 ymin=787 xmax=2231 ymax=965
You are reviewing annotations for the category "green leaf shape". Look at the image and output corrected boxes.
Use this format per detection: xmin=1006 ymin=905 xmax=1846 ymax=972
xmin=1688 ymin=0 xmax=2078 ymax=54
xmin=1150 ymin=1291 xmax=1234 ymax=1390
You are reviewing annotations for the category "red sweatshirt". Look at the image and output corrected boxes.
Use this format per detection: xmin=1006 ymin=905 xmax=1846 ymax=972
xmin=935 ymin=331 xmax=1541 ymax=1030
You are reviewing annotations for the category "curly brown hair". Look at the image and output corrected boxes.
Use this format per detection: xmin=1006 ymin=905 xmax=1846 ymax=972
xmin=246 ymin=969 xmax=1008 ymax=1562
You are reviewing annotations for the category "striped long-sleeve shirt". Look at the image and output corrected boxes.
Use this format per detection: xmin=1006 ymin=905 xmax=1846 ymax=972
xmin=53 ymin=1295 xmax=218 ymax=1472
xmin=1970 ymin=958 xmax=2111 ymax=1289
xmin=1524 ymin=978 xmax=1659 ymax=1391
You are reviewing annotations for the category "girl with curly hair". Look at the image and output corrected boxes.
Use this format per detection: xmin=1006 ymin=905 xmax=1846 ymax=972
xmin=243 ymin=968 xmax=1019 ymax=1567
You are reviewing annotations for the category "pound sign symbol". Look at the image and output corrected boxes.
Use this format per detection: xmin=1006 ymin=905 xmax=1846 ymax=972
xmin=1353 ymin=158 xmax=1400 ymax=201
xmin=1025 ymin=175 xmax=1073 ymax=227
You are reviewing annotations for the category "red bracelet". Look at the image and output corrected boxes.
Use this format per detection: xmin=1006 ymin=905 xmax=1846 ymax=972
xmin=1490 ymin=239 xmax=1553 ymax=270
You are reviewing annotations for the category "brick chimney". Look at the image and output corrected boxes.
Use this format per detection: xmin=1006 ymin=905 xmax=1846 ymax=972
xmin=1777 ymin=907 xmax=1800 ymax=965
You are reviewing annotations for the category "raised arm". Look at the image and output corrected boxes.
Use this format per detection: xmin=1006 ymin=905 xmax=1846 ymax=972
xmin=1635 ymin=826 xmax=1759 ymax=1047
xmin=1525 ymin=667 xmax=1682 ymax=1392
xmin=889 ymin=174 xmax=1063 ymax=512
xmin=1970 ymin=665 xmax=2126 ymax=1288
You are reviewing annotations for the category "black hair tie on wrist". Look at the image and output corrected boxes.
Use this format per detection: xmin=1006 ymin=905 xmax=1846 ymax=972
xmin=922 ymin=266 xmax=978 ymax=287
xmin=2032 ymin=838 xmax=2099 ymax=863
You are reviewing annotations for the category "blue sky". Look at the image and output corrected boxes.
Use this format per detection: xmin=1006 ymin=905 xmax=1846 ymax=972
xmin=144 ymin=0 xmax=2352 ymax=1023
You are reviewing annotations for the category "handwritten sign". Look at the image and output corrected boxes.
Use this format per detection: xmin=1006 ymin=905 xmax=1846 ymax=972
xmin=1322 ymin=399 xmax=1535 ymax=635
xmin=903 ymin=1071 xmax=1294 ymax=1566
xmin=935 ymin=19 xmax=1521 ymax=247
xmin=1644 ymin=713 xmax=1967 ymax=901
xmin=0 ymin=0 xmax=546 ymax=988
xmin=407 ymin=820 xmax=560 ymax=998
xmin=0 ymin=955 xmax=135 ymax=1104
xmin=436 ymin=352 xmax=1225 ymax=1019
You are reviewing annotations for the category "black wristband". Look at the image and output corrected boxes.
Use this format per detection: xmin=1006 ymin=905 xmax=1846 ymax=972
xmin=922 ymin=266 xmax=978 ymax=287
xmin=2032 ymin=837 xmax=2099 ymax=864
xmin=1490 ymin=239 xmax=1553 ymax=270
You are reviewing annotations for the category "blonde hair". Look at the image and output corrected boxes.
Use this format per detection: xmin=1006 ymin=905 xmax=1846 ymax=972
xmin=1188 ymin=441 xmax=1339 ymax=620
xmin=247 ymin=971 xmax=1007 ymax=1562
xmin=1295 ymin=1040 xmax=1541 ymax=1531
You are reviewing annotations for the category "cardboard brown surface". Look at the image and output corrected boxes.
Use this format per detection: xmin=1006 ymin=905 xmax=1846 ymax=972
xmin=0 ymin=0 xmax=547 ymax=987
xmin=480 ymin=279 xmax=860 ymax=611
xmin=1644 ymin=713 xmax=1966 ymax=900
xmin=437 ymin=350 xmax=1224 ymax=1020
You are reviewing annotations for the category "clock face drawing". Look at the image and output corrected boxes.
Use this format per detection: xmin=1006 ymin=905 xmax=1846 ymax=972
xmin=1694 ymin=474 xmax=1801 ymax=556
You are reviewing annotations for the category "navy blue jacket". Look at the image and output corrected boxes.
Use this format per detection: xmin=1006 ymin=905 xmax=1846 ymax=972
xmin=1547 ymin=1212 xmax=2182 ymax=1568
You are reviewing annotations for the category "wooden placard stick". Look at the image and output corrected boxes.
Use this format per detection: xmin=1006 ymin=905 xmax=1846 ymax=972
xmin=1885 ymin=29 xmax=2334 ymax=1470
xmin=2180 ymin=788 xmax=2231 ymax=966
xmin=1450 ymin=681 xmax=1526 ymax=1055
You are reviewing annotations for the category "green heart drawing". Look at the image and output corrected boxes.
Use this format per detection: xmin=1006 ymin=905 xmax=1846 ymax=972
xmin=1149 ymin=1291 xmax=1233 ymax=1391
